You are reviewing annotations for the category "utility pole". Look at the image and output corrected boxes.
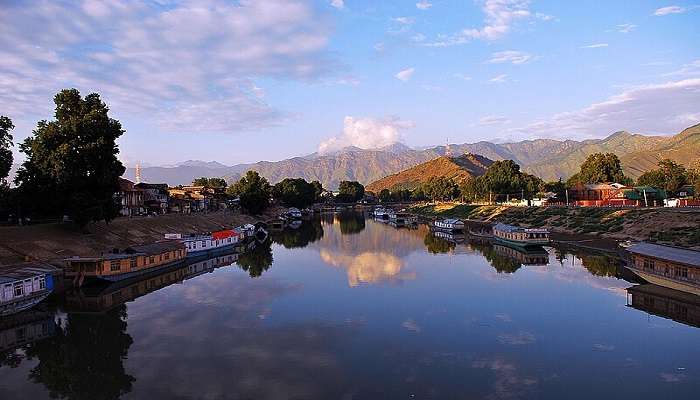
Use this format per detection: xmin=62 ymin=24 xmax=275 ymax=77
xmin=565 ymin=189 xmax=569 ymax=206
xmin=643 ymin=189 xmax=648 ymax=207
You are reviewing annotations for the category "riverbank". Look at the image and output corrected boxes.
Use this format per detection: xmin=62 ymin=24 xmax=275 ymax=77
xmin=0 ymin=207 xmax=285 ymax=266
xmin=409 ymin=204 xmax=700 ymax=250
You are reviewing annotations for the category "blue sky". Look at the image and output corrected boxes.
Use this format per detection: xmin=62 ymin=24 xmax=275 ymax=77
xmin=1 ymin=0 xmax=699 ymax=166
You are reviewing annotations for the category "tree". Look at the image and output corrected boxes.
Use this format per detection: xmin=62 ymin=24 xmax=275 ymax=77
xmin=378 ymin=188 xmax=391 ymax=202
xmin=637 ymin=159 xmax=687 ymax=192
xmin=0 ymin=116 xmax=13 ymax=186
xmin=422 ymin=177 xmax=459 ymax=201
xmin=310 ymin=180 xmax=324 ymax=202
xmin=227 ymin=170 xmax=271 ymax=214
xmin=272 ymin=178 xmax=316 ymax=208
xmin=15 ymin=89 xmax=125 ymax=227
xmin=688 ymin=160 xmax=700 ymax=198
xmin=567 ymin=153 xmax=630 ymax=186
xmin=336 ymin=180 xmax=364 ymax=203
xmin=192 ymin=177 xmax=227 ymax=188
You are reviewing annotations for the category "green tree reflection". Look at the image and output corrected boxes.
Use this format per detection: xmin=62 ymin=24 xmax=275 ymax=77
xmin=470 ymin=241 xmax=522 ymax=273
xmin=271 ymin=218 xmax=324 ymax=249
xmin=25 ymin=306 xmax=135 ymax=400
xmin=423 ymin=234 xmax=456 ymax=254
xmin=337 ymin=212 xmax=366 ymax=235
xmin=237 ymin=242 xmax=274 ymax=277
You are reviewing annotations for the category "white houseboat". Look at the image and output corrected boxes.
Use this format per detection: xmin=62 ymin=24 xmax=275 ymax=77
xmin=285 ymin=208 xmax=303 ymax=219
xmin=165 ymin=229 xmax=241 ymax=258
xmin=492 ymin=223 xmax=549 ymax=247
xmin=373 ymin=207 xmax=389 ymax=220
xmin=625 ymin=242 xmax=700 ymax=296
xmin=1 ymin=263 xmax=57 ymax=316
xmin=388 ymin=211 xmax=416 ymax=225
xmin=431 ymin=219 xmax=465 ymax=233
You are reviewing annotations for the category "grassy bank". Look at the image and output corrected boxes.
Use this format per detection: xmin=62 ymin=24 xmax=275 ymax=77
xmin=410 ymin=203 xmax=700 ymax=249
xmin=0 ymin=207 xmax=284 ymax=265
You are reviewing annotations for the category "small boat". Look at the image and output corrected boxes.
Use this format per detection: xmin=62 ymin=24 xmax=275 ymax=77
xmin=624 ymin=242 xmax=700 ymax=296
xmin=166 ymin=229 xmax=241 ymax=258
xmin=431 ymin=218 xmax=465 ymax=233
xmin=1 ymin=263 xmax=57 ymax=317
xmin=285 ymin=208 xmax=303 ymax=219
xmin=388 ymin=211 xmax=416 ymax=225
xmin=492 ymin=223 xmax=549 ymax=247
xmin=65 ymin=241 xmax=187 ymax=284
xmin=373 ymin=207 xmax=389 ymax=220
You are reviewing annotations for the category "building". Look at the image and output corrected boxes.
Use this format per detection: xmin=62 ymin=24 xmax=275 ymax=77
xmin=117 ymin=178 xmax=145 ymax=217
xmin=134 ymin=182 xmax=169 ymax=214
xmin=626 ymin=242 xmax=700 ymax=295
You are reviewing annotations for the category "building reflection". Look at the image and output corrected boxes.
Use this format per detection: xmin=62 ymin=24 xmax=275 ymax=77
xmin=626 ymin=284 xmax=700 ymax=328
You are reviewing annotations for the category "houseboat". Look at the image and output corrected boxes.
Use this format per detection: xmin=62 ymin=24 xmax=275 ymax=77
xmin=492 ymin=223 xmax=549 ymax=247
xmin=493 ymin=243 xmax=549 ymax=266
xmin=65 ymin=241 xmax=187 ymax=284
xmin=387 ymin=211 xmax=416 ymax=225
xmin=1 ymin=263 xmax=57 ymax=317
xmin=284 ymin=208 xmax=303 ymax=219
xmin=431 ymin=219 xmax=465 ymax=233
xmin=165 ymin=229 xmax=240 ymax=258
xmin=432 ymin=230 xmax=466 ymax=244
xmin=373 ymin=207 xmax=389 ymax=220
xmin=624 ymin=242 xmax=700 ymax=296
xmin=626 ymin=284 xmax=700 ymax=328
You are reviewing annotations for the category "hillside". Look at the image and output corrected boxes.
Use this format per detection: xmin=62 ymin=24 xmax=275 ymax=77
xmin=123 ymin=124 xmax=700 ymax=188
xmin=366 ymin=153 xmax=493 ymax=193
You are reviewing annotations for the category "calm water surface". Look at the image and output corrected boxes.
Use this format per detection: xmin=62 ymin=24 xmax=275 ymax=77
xmin=1 ymin=212 xmax=699 ymax=399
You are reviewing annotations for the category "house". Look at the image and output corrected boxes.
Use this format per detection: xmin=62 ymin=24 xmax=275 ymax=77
xmin=676 ymin=184 xmax=696 ymax=199
xmin=569 ymin=183 xmax=627 ymax=202
xmin=117 ymin=178 xmax=145 ymax=217
xmin=135 ymin=182 xmax=169 ymax=214
xmin=621 ymin=186 xmax=667 ymax=207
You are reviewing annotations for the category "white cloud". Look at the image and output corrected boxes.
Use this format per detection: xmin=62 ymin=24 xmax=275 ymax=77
xmin=0 ymin=0 xmax=334 ymax=134
xmin=318 ymin=116 xmax=415 ymax=153
xmin=412 ymin=33 xmax=427 ymax=42
xmin=478 ymin=115 xmax=511 ymax=125
xmin=490 ymin=74 xmax=509 ymax=83
xmin=330 ymin=0 xmax=344 ymax=10
xmin=392 ymin=16 xmax=415 ymax=25
xmin=662 ymin=59 xmax=700 ymax=77
xmin=416 ymin=1 xmax=433 ymax=10
xmin=486 ymin=50 xmax=533 ymax=64
xmin=535 ymin=12 xmax=555 ymax=21
xmin=617 ymin=23 xmax=637 ymax=33
xmin=653 ymin=6 xmax=686 ymax=16
xmin=425 ymin=0 xmax=541 ymax=46
xmin=395 ymin=67 xmax=415 ymax=81
xmin=453 ymin=73 xmax=472 ymax=81
xmin=511 ymin=78 xmax=700 ymax=138
xmin=581 ymin=43 xmax=609 ymax=48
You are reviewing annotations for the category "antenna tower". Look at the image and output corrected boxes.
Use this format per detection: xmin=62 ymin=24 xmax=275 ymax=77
xmin=135 ymin=163 xmax=142 ymax=184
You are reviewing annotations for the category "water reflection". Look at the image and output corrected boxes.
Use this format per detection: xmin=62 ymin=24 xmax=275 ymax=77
xmin=236 ymin=241 xmax=273 ymax=278
xmin=26 ymin=306 xmax=134 ymax=400
xmin=423 ymin=233 xmax=456 ymax=254
xmin=627 ymin=284 xmax=700 ymax=328
xmin=271 ymin=217 xmax=324 ymax=249
xmin=0 ymin=310 xmax=56 ymax=367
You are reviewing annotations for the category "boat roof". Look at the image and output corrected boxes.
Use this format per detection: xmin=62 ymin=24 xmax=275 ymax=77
xmin=128 ymin=241 xmax=184 ymax=254
xmin=627 ymin=242 xmax=700 ymax=268
xmin=440 ymin=218 xmax=463 ymax=224
xmin=493 ymin=223 xmax=523 ymax=233
xmin=0 ymin=262 xmax=59 ymax=284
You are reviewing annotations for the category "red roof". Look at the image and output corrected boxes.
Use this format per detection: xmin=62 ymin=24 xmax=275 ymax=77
xmin=212 ymin=230 xmax=238 ymax=240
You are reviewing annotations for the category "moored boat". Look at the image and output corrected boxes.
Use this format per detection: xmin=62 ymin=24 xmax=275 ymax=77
xmin=492 ymin=223 xmax=549 ymax=247
xmin=431 ymin=218 xmax=465 ymax=233
xmin=285 ymin=207 xmax=303 ymax=219
xmin=1 ymin=263 xmax=57 ymax=317
xmin=624 ymin=242 xmax=700 ymax=296
xmin=373 ymin=207 xmax=389 ymax=219
xmin=165 ymin=229 xmax=240 ymax=258
xmin=65 ymin=241 xmax=187 ymax=284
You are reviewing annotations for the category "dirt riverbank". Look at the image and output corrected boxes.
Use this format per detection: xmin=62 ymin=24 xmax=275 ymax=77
xmin=0 ymin=207 xmax=284 ymax=266
xmin=410 ymin=204 xmax=700 ymax=250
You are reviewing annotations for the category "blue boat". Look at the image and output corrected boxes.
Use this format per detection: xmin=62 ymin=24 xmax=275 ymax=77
xmin=1 ymin=263 xmax=57 ymax=317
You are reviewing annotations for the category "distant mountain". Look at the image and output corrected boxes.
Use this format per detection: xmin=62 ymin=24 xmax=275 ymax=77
xmin=124 ymin=124 xmax=700 ymax=188
xmin=366 ymin=153 xmax=493 ymax=193
xmin=175 ymin=160 xmax=230 ymax=169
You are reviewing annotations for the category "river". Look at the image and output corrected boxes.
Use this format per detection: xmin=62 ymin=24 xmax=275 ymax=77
xmin=1 ymin=212 xmax=699 ymax=399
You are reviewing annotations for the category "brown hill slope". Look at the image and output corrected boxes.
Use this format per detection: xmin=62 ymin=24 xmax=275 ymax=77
xmin=366 ymin=153 xmax=493 ymax=193
xmin=621 ymin=123 xmax=700 ymax=177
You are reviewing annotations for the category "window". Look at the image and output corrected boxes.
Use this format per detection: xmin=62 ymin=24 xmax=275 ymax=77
xmin=164 ymin=252 xmax=170 ymax=260
xmin=110 ymin=260 xmax=121 ymax=271
xmin=39 ymin=276 xmax=46 ymax=290
xmin=643 ymin=258 xmax=655 ymax=271
xmin=675 ymin=267 xmax=689 ymax=279
xmin=14 ymin=283 xmax=23 ymax=297
xmin=149 ymin=256 xmax=155 ymax=264
xmin=130 ymin=258 xmax=137 ymax=269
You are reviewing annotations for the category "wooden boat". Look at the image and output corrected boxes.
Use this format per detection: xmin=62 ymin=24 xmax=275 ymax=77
xmin=624 ymin=242 xmax=700 ymax=296
xmin=1 ymin=263 xmax=57 ymax=317
xmin=431 ymin=219 xmax=465 ymax=233
xmin=492 ymin=223 xmax=549 ymax=247
xmin=65 ymin=241 xmax=187 ymax=284
xmin=165 ymin=229 xmax=240 ymax=258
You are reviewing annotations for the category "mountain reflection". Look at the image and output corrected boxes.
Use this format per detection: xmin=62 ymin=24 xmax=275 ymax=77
xmin=25 ymin=306 xmax=135 ymax=400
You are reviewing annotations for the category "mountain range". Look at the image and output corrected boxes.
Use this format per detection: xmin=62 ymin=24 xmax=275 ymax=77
xmin=123 ymin=124 xmax=700 ymax=189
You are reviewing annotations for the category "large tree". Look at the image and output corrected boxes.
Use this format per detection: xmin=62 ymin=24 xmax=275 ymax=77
xmin=227 ymin=170 xmax=271 ymax=214
xmin=15 ymin=89 xmax=125 ymax=226
xmin=478 ymin=160 xmax=543 ymax=201
xmin=336 ymin=180 xmax=364 ymax=203
xmin=192 ymin=177 xmax=227 ymax=188
xmin=637 ymin=159 xmax=687 ymax=192
xmin=0 ymin=116 xmax=13 ymax=186
xmin=272 ymin=178 xmax=317 ymax=208
xmin=567 ymin=153 xmax=630 ymax=186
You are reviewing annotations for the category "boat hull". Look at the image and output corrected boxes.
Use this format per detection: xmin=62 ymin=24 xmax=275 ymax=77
xmin=97 ymin=258 xmax=187 ymax=282
xmin=0 ymin=291 xmax=52 ymax=317
xmin=494 ymin=236 xmax=549 ymax=248
xmin=626 ymin=268 xmax=700 ymax=296
xmin=186 ymin=243 xmax=238 ymax=259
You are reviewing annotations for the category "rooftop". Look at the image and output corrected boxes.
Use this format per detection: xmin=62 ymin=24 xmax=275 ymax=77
xmin=627 ymin=242 xmax=700 ymax=268
xmin=0 ymin=262 xmax=60 ymax=284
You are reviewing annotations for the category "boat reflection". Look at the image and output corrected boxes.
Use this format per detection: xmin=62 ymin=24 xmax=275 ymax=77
xmin=424 ymin=233 xmax=457 ymax=254
xmin=469 ymin=238 xmax=549 ymax=273
xmin=66 ymin=253 xmax=240 ymax=313
xmin=0 ymin=309 xmax=56 ymax=357
xmin=626 ymin=284 xmax=700 ymax=329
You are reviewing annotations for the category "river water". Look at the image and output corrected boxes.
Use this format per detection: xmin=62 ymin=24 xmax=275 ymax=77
xmin=1 ymin=212 xmax=699 ymax=399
